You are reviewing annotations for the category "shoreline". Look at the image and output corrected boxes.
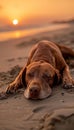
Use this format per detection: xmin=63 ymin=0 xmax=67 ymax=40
xmin=0 ymin=23 xmax=69 ymax=42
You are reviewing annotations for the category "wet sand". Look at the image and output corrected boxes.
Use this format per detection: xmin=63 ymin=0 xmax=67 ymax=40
xmin=0 ymin=24 xmax=74 ymax=130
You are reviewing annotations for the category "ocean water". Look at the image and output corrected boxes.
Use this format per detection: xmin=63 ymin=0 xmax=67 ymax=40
xmin=0 ymin=23 xmax=69 ymax=42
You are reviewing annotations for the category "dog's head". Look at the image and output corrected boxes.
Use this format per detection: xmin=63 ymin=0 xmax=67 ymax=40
xmin=22 ymin=62 xmax=60 ymax=99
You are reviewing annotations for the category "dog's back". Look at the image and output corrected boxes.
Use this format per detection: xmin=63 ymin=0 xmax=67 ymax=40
xmin=28 ymin=41 xmax=68 ymax=71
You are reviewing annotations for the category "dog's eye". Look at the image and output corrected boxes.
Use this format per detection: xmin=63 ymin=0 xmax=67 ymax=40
xmin=42 ymin=74 xmax=52 ymax=81
xmin=27 ymin=72 xmax=34 ymax=77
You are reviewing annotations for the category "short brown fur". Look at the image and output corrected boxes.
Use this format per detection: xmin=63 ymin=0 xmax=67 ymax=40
xmin=0 ymin=41 xmax=74 ymax=99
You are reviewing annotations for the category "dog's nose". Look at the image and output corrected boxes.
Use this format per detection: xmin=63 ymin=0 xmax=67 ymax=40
xmin=30 ymin=87 xmax=39 ymax=94
xmin=29 ymin=85 xmax=40 ymax=99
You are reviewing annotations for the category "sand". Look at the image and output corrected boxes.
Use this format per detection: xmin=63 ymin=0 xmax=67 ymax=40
xmin=0 ymin=24 xmax=74 ymax=130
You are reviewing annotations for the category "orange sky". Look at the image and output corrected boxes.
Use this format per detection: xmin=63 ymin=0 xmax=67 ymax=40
xmin=0 ymin=0 xmax=74 ymax=26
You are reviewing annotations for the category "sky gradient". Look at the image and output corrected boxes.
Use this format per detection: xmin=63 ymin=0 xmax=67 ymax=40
xmin=0 ymin=0 xmax=74 ymax=27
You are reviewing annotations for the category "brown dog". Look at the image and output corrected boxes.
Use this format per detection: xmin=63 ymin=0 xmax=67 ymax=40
xmin=1 ymin=41 xmax=74 ymax=99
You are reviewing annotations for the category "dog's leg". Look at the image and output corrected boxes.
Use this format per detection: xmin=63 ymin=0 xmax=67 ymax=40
xmin=0 ymin=67 xmax=26 ymax=99
xmin=6 ymin=76 xmax=23 ymax=94
xmin=6 ymin=67 xmax=26 ymax=94
xmin=62 ymin=65 xmax=74 ymax=89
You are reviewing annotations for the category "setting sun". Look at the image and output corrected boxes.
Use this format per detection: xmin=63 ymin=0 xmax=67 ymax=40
xmin=12 ymin=19 xmax=18 ymax=25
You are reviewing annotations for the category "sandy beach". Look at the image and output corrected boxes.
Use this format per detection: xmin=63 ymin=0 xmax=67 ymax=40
xmin=0 ymin=24 xmax=74 ymax=130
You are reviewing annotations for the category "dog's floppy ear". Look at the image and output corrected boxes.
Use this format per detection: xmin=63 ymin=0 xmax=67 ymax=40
xmin=54 ymin=69 xmax=61 ymax=85
xmin=21 ymin=67 xmax=27 ymax=87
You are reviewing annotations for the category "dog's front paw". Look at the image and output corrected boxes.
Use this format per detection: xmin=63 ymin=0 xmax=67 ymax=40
xmin=63 ymin=79 xmax=74 ymax=89
xmin=6 ymin=83 xmax=17 ymax=94
xmin=63 ymin=82 xmax=74 ymax=89
xmin=0 ymin=92 xmax=8 ymax=100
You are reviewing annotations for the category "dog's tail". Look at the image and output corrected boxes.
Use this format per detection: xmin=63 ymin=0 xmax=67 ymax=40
xmin=56 ymin=43 xmax=74 ymax=59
